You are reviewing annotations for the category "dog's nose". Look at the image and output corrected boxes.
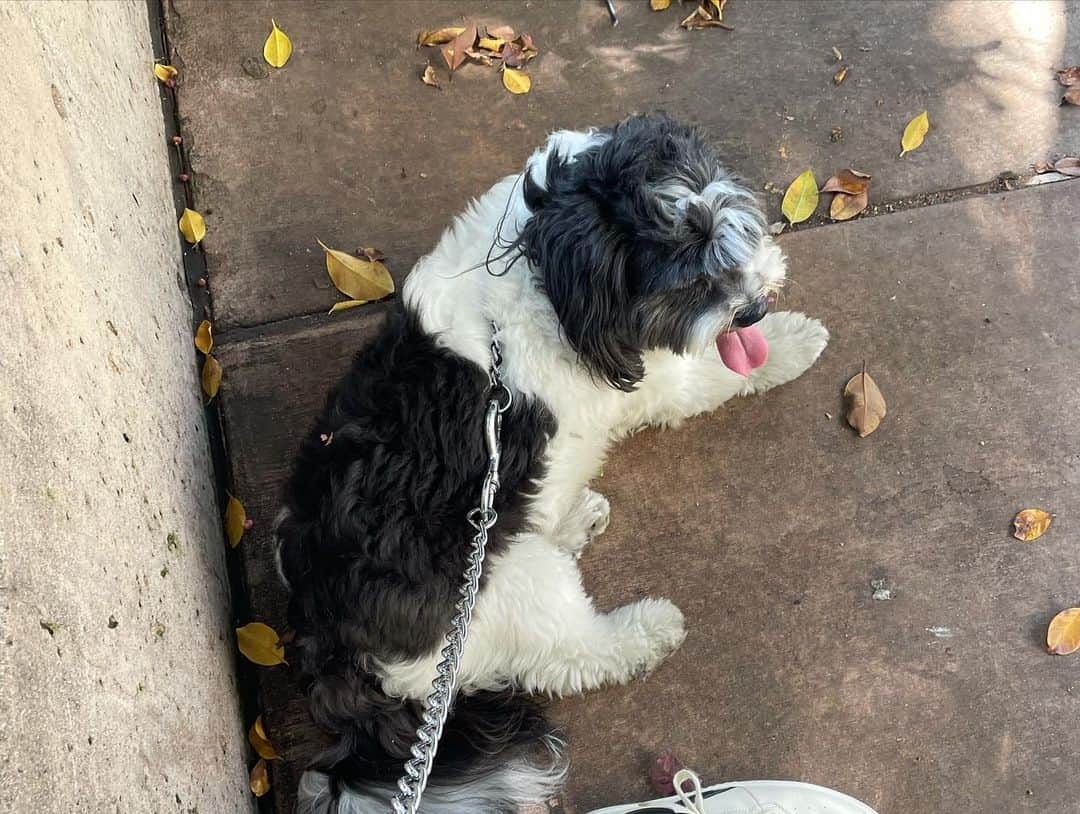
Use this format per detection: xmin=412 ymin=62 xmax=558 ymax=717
xmin=733 ymin=295 xmax=769 ymax=328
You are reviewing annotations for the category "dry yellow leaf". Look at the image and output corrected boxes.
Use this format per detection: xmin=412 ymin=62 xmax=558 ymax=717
xmin=248 ymin=716 xmax=280 ymax=760
xmin=708 ymin=0 xmax=727 ymax=17
xmin=833 ymin=65 xmax=848 ymax=85
xmin=417 ymin=26 xmax=466 ymax=47
xmin=329 ymin=299 xmax=369 ymax=314
xmin=651 ymin=0 xmax=672 ymax=9
xmin=236 ymin=622 xmax=286 ymax=666
xmin=1048 ymin=608 xmax=1080 ymax=655
xmin=317 ymin=240 xmax=394 ymax=302
xmin=250 ymin=758 xmax=271 ymax=797
xmin=179 ymin=208 xmax=206 ymax=244
xmin=1013 ymin=508 xmax=1052 ymax=542
xmin=153 ymin=64 xmax=178 ymax=83
xmin=194 ymin=320 xmax=213 ymax=354
xmin=502 ymin=67 xmax=531 ymax=94
xmin=899 ymin=111 xmax=929 ymax=158
xmin=263 ymin=19 xmax=292 ymax=68
xmin=781 ymin=169 xmax=819 ymax=224
xmin=843 ymin=364 xmax=886 ymax=437
xmin=477 ymin=36 xmax=505 ymax=51
xmin=225 ymin=495 xmax=247 ymax=548
xmin=201 ymin=354 xmax=222 ymax=400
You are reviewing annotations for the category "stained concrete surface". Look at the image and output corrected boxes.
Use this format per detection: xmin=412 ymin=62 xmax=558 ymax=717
xmin=163 ymin=2 xmax=1080 ymax=813
xmin=0 ymin=3 xmax=251 ymax=812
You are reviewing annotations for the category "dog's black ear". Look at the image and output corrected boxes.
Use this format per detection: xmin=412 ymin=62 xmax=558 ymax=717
xmin=519 ymin=154 xmax=645 ymax=392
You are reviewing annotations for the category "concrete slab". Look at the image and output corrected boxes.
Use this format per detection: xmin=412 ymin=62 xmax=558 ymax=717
xmin=167 ymin=0 xmax=1080 ymax=330
xmin=0 ymin=3 xmax=251 ymax=811
xmin=212 ymin=178 xmax=1080 ymax=814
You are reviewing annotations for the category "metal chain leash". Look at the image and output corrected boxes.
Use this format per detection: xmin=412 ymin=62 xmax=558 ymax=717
xmin=390 ymin=329 xmax=512 ymax=814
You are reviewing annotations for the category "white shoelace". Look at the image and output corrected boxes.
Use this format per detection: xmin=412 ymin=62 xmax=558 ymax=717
xmin=671 ymin=769 xmax=707 ymax=813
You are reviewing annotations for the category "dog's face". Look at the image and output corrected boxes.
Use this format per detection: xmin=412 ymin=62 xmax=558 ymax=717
xmin=518 ymin=114 xmax=784 ymax=391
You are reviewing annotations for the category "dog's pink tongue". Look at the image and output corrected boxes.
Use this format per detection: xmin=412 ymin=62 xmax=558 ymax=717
xmin=716 ymin=326 xmax=769 ymax=377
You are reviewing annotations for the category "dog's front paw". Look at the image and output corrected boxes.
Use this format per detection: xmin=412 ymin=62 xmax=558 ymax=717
xmin=746 ymin=311 xmax=829 ymax=394
xmin=611 ymin=598 xmax=687 ymax=677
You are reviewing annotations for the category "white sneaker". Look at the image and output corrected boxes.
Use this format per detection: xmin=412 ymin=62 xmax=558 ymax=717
xmin=586 ymin=769 xmax=879 ymax=814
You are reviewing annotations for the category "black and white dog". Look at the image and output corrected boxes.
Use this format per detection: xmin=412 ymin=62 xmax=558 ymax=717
xmin=276 ymin=114 xmax=828 ymax=813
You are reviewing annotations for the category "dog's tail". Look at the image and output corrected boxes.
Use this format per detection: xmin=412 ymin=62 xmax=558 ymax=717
xmin=296 ymin=664 xmax=566 ymax=814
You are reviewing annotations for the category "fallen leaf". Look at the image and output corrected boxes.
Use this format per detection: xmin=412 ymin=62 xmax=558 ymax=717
xmin=465 ymin=47 xmax=497 ymax=67
xmin=250 ymin=758 xmax=271 ymax=797
xmin=844 ymin=363 xmax=886 ymax=437
xmin=194 ymin=320 xmax=213 ymax=354
xmin=417 ymin=26 xmax=466 ymax=47
xmin=502 ymin=67 xmax=531 ymax=94
xmin=1063 ymin=87 xmax=1080 ymax=106
xmin=708 ymin=0 xmax=728 ymax=17
xmin=650 ymin=753 xmax=694 ymax=795
xmin=421 ymin=65 xmax=440 ymax=88
xmin=225 ymin=495 xmax=247 ymax=548
xmin=317 ymin=239 xmax=394 ymax=302
xmin=263 ymin=19 xmax=292 ymax=69
xmin=821 ymin=168 xmax=871 ymax=195
xmin=249 ymin=716 xmax=280 ymax=760
xmin=501 ymin=37 xmax=538 ymax=69
xmin=236 ymin=622 xmax=286 ymax=666
xmin=153 ymin=64 xmax=178 ymax=83
xmin=833 ymin=65 xmax=848 ymax=85
xmin=477 ymin=36 xmax=506 ymax=51
xmin=829 ymin=187 xmax=868 ymax=221
xmin=651 ymin=0 xmax=673 ymax=8
xmin=40 ymin=619 xmax=60 ymax=636
xmin=178 ymin=208 xmax=206 ymax=244
xmin=781 ymin=169 xmax=819 ymax=224
xmin=831 ymin=46 xmax=843 ymax=61
xmin=328 ymin=300 xmax=368 ymax=314
xmin=201 ymin=355 xmax=223 ymax=400
xmin=360 ymin=247 xmax=386 ymax=262
xmin=487 ymin=25 xmax=516 ymax=40
xmin=442 ymin=24 xmax=478 ymax=72
xmin=1048 ymin=608 xmax=1080 ymax=655
xmin=899 ymin=111 xmax=929 ymax=158
xmin=1055 ymin=66 xmax=1080 ymax=87
xmin=1013 ymin=508 xmax=1052 ymax=542
xmin=680 ymin=5 xmax=734 ymax=29
xmin=1053 ymin=157 xmax=1080 ymax=176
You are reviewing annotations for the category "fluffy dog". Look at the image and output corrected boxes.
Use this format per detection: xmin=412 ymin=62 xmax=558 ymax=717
xmin=276 ymin=114 xmax=828 ymax=813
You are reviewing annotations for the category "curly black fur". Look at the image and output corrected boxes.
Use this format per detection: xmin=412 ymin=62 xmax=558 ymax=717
xmin=276 ymin=307 xmax=556 ymax=807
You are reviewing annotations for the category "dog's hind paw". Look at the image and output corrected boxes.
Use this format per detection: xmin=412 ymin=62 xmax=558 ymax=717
xmin=609 ymin=598 xmax=687 ymax=679
xmin=746 ymin=311 xmax=829 ymax=394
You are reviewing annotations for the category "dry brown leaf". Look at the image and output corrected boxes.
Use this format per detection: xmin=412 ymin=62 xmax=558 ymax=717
xmin=201 ymin=355 xmax=222 ymax=400
xmin=821 ymin=169 xmax=871 ymax=195
xmin=501 ymin=36 xmax=538 ymax=69
xmin=236 ymin=622 xmax=286 ymax=666
xmin=829 ymin=188 xmax=868 ymax=221
xmin=1053 ymin=157 xmax=1080 ymax=176
xmin=1063 ymin=87 xmax=1080 ymax=106
xmin=1055 ymin=66 xmax=1080 ymax=87
xmin=487 ymin=25 xmax=516 ymax=40
xmin=465 ymin=47 xmax=496 ymax=66
xmin=250 ymin=759 xmax=270 ymax=797
xmin=225 ymin=495 xmax=247 ymax=548
xmin=194 ymin=320 xmax=213 ymax=355
xmin=651 ymin=0 xmax=673 ymax=9
xmin=317 ymin=240 xmax=394 ymax=302
xmin=844 ymin=363 xmax=886 ymax=437
xmin=833 ymin=65 xmax=848 ymax=85
xmin=417 ymin=26 xmax=465 ymax=47
xmin=502 ymin=67 xmax=531 ymax=95
xmin=360 ymin=247 xmax=386 ymax=262
xmin=1013 ymin=508 xmax=1052 ymax=541
xmin=421 ymin=65 xmax=440 ymax=88
xmin=248 ymin=715 xmax=280 ymax=760
xmin=1048 ymin=608 xmax=1080 ymax=655
xmin=442 ymin=24 xmax=478 ymax=72
xmin=680 ymin=5 xmax=734 ymax=29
